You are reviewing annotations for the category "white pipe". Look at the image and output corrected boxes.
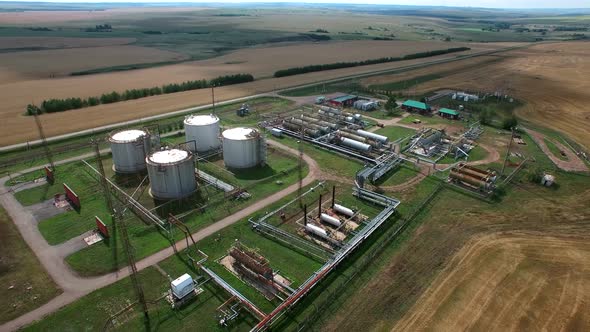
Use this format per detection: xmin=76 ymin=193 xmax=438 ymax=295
xmin=305 ymin=224 xmax=329 ymax=238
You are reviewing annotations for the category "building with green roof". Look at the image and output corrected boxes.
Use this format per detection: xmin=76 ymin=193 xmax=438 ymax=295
xmin=438 ymin=107 xmax=460 ymax=119
xmin=402 ymin=100 xmax=431 ymax=114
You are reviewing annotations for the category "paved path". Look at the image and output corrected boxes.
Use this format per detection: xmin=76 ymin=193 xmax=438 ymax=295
xmin=0 ymin=140 xmax=320 ymax=331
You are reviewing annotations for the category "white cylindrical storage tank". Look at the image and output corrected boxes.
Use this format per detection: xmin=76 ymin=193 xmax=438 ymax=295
xmin=321 ymin=213 xmax=342 ymax=227
xmin=222 ymin=127 xmax=262 ymax=169
xmin=109 ymin=129 xmax=150 ymax=173
xmin=146 ymin=148 xmax=196 ymax=200
xmin=356 ymin=130 xmax=389 ymax=144
xmin=305 ymin=224 xmax=329 ymax=238
xmin=334 ymin=204 xmax=354 ymax=217
xmin=340 ymin=137 xmax=372 ymax=152
xmin=184 ymin=114 xmax=221 ymax=153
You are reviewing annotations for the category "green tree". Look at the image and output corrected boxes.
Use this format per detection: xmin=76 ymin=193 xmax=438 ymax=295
xmin=385 ymin=96 xmax=397 ymax=111
xmin=502 ymin=116 xmax=518 ymax=130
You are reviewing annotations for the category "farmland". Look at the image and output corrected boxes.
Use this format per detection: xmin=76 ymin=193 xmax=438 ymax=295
xmin=1 ymin=3 xmax=590 ymax=332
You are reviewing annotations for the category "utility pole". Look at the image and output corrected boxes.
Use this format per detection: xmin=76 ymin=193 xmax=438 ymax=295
xmin=211 ymin=85 xmax=216 ymax=114
xmin=33 ymin=110 xmax=55 ymax=173
xmin=298 ymin=124 xmax=304 ymax=208
xmin=501 ymin=127 xmax=515 ymax=176
xmin=93 ymin=141 xmax=117 ymax=269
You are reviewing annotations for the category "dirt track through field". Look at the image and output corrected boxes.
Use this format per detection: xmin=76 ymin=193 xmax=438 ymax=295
xmin=525 ymin=128 xmax=588 ymax=172
xmin=392 ymin=232 xmax=590 ymax=332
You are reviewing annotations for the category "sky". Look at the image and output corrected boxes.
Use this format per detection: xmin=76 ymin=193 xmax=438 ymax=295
xmin=0 ymin=0 xmax=588 ymax=9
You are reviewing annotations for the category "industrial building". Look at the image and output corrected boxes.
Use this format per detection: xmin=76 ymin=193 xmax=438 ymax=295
xmin=184 ymin=114 xmax=221 ymax=153
xmin=222 ymin=127 xmax=267 ymax=169
xmin=438 ymin=108 xmax=460 ymax=120
xmin=452 ymin=91 xmax=479 ymax=102
xmin=328 ymin=95 xmax=359 ymax=108
xmin=402 ymin=100 xmax=431 ymax=114
xmin=353 ymin=99 xmax=379 ymax=111
xmin=146 ymin=148 xmax=197 ymax=200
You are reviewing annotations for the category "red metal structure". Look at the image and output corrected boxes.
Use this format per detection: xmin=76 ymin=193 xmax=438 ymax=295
xmin=63 ymin=183 xmax=80 ymax=209
xmin=95 ymin=216 xmax=109 ymax=237
xmin=44 ymin=166 xmax=54 ymax=182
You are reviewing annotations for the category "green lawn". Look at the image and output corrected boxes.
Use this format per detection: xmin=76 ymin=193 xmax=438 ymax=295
xmin=437 ymin=145 xmax=489 ymax=165
xmin=374 ymin=165 xmax=420 ymax=187
xmin=544 ymin=138 xmax=569 ymax=161
xmin=0 ymin=206 xmax=62 ymax=324
xmin=374 ymin=125 xmax=416 ymax=142
xmin=65 ymin=151 xmax=306 ymax=276
xmin=270 ymin=136 xmax=363 ymax=179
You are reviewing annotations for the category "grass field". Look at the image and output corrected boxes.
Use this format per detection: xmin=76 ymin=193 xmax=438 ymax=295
xmin=374 ymin=125 xmax=416 ymax=141
xmin=544 ymin=137 xmax=569 ymax=161
xmin=374 ymin=165 xmax=421 ymax=187
xmin=0 ymin=206 xmax=61 ymax=324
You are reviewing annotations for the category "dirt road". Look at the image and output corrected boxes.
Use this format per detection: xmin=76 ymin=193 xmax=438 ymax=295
xmin=0 ymin=140 xmax=320 ymax=331
xmin=525 ymin=128 xmax=588 ymax=172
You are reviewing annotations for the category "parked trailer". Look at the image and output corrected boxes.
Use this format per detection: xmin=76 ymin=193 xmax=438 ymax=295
xmin=340 ymin=137 xmax=372 ymax=152
xmin=320 ymin=213 xmax=342 ymax=227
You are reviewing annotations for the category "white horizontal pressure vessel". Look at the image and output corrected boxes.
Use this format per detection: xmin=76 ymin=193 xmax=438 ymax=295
xmin=334 ymin=204 xmax=354 ymax=217
xmin=305 ymin=224 xmax=329 ymax=238
xmin=356 ymin=130 xmax=389 ymax=143
xmin=321 ymin=213 xmax=342 ymax=227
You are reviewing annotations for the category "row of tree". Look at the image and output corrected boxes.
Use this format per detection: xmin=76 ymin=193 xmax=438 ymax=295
xmin=273 ymin=47 xmax=471 ymax=78
xmin=27 ymin=74 xmax=254 ymax=115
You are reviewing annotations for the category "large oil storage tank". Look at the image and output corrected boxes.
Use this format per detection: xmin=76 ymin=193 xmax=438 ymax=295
xmin=222 ymin=127 xmax=266 ymax=169
xmin=109 ymin=129 xmax=150 ymax=173
xmin=146 ymin=148 xmax=196 ymax=200
xmin=184 ymin=114 xmax=221 ymax=153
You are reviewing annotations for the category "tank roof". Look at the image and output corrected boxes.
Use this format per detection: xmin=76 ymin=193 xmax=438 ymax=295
xmin=222 ymin=127 xmax=258 ymax=140
xmin=110 ymin=129 xmax=146 ymax=142
xmin=184 ymin=114 xmax=219 ymax=126
xmin=148 ymin=149 xmax=189 ymax=164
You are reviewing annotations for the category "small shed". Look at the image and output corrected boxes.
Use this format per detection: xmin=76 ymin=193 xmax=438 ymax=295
xmin=438 ymin=108 xmax=460 ymax=119
xmin=402 ymin=100 xmax=431 ymax=114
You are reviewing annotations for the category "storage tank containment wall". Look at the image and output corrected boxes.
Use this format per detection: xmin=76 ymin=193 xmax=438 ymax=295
xmin=109 ymin=129 xmax=150 ymax=173
xmin=222 ymin=127 xmax=262 ymax=169
xmin=146 ymin=149 xmax=196 ymax=200
xmin=184 ymin=114 xmax=221 ymax=152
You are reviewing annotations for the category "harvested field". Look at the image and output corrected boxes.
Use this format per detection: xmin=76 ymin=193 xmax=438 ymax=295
xmin=323 ymin=176 xmax=590 ymax=332
xmin=0 ymin=45 xmax=187 ymax=82
xmin=0 ymin=41 xmax=515 ymax=146
xmin=0 ymin=37 xmax=135 ymax=50
xmin=401 ymin=42 xmax=590 ymax=149
xmin=0 ymin=7 xmax=207 ymax=25
xmin=393 ymin=233 xmax=590 ymax=332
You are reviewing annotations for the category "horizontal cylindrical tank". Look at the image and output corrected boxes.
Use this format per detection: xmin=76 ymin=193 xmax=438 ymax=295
xmin=302 ymin=114 xmax=338 ymax=130
xmin=109 ymin=129 xmax=150 ymax=173
xmin=321 ymin=213 xmax=342 ymax=227
xmin=339 ymin=131 xmax=368 ymax=143
xmin=356 ymin=130 xmax=389 ymax=144
xmin=146 ymin=148 xmax=196 ymax=200
xmin=184 ymin=114 xmax=221 ymax=152
xmin=334 ymin=204 xmax=354 ymax=217
xmin=222 ymin=127 xmax=262 ymax=169
xmin=450 ymin=170 xmax=490 ymax=190
xmin=290 ymin=118 xmax=329 ymax=133
xmin=305 ymin=224 xmax=329 ymax=238
xmin=345 ymin=116 xmax=354 ymax=122
xmin=340 ymin=137 xmax=372 ymax=152
xmin=270 ymin=128 xmax=283 ymax=137
xmin=283 ymin=122 xmax=320 ymax=137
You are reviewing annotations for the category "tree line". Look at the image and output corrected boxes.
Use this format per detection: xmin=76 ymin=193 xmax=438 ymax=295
xmin=273 ymin=47 xmax=471 ymax=78
xmin=27 ymin=74 xmax=254 ymax=115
